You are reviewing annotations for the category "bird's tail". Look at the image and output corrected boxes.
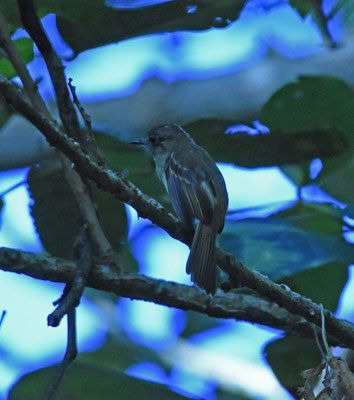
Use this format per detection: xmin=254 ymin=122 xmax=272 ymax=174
xmin=186 ymin=222 xmax=217 ymax=295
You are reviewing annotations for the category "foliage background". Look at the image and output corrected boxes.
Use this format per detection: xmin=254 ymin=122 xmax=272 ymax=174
xmin=0 ymin=0 xmax=354 ymax=399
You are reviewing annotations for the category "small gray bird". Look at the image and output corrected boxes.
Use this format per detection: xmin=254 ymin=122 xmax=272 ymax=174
xmin=132 ymin=124 xmax=228 ymax=295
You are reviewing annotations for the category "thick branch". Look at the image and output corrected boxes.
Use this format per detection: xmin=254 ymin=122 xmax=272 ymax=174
xmin=0 ymin=246 xmax=346 ymax=348
xmin=1 ymin=75 xmax=354 ymax=349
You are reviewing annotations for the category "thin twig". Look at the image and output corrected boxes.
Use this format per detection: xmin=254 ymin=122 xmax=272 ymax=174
xmin=47 ymin=223 xmax=95 ymax=327
xmin=0 ymin=179 xmax=26 ymax=197
xmin=0 ymin=310 xmax=6 ymax=328
xmin=61 ymin=156 xmax=116 ymax=263
xmin=44 ymin=226 xmax=93 ymax=397
xmin=327 ymin=0 xmax=345 ymax=21
xmin=314 ymin=324 xmax=326 ymax=361
xmin=310 ymin=0 xmax=337 ymax=48
xmin=320 ymin=304 xmax=331 ymax=359
xmin=68 ymin=78 xmax=106 ymax=166
xmin=43 ymin=308 xmax=78 ymax=400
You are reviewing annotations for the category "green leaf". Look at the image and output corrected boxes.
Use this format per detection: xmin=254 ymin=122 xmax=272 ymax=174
xmin=345 ymin=204 xmax=354 ymax=219
xmin=28 ymin=164 xmax=79 ymax=259
xmin=9 ymin=362 xmax=190 ymax=400
xmin=282 ymin=261 xmax=348 ymax=313
xmin=275 ymin=206 xmax=350 ymax=313
xmin=220 ymin=202 xmax=353 ymax=281
xmin=317 ymin=155 xmax=354 ymax=204
xmin=28 ymin=163 xmax=128 ymax=259
xmin=57 ymin=0 xmax=246 ymax=55
xmin=0 ymin=38 xmax=34 ymax=79
xmin=1 ymin=0 xmax=62 ymax=33
xmin=261 ymin=75 xmax=354 ymax=143
xmin=280 ymin=164 xmax=307 ymax=188
xmin=80 ymin=333 xmax=165 ymax=371
xmin=260 ymin=75 xmax=354 ymax=188
xmin=2 ymin=0 xmax=246 ymax=55
xmin=289 ymin=0 xmax=312 ymax=18
xmin=180 ymin=311 xmax=222 ymax=338
xmin=215 ymin=387 xmax=253 ymax=400
xmin=118 ymin=243 xmax=140 ymax=272
xmin=184 ymin=119 xmax=348 ymax=169
xmin=0 ymin=57 xmax=16 ymax=79
xmin=265 ymin=335 xmax=322 ymax=397
xmin=91 ymin=183 xmax=128 ymax=250
xmin=277 ymin=201 xmax=344 ymax=235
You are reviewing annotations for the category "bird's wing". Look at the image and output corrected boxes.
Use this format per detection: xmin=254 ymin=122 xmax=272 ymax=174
xmin=165 ymin=151 xmax=216 ymax=228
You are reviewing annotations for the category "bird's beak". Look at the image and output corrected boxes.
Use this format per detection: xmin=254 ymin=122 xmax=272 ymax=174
xmin=131 ymin=139 xmax=145 ymax=145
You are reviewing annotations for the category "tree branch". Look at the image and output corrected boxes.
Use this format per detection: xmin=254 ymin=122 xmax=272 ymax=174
xmin=1 ymin=75 xmax=354 ymax=350
xmin=0 ymin=310 xmax=6 ymax=328
xmin=0 ymin=73 xmax=179 ymax=235
xmin=0 ymin=246 xmax=347 ymax=348
xmin=310 ymin=0 xmax=337 ymax=48
xmin=60 ymin=158 xmax=116 ymax=263
xmin=68 ymin=78 xmax=106 ymax=166
xmin=47 ymin=224 xmax=94 ymax=327
xmin=44 ymin=308 xmax=78 ymax=400
xmin=16 ymin=0 xmax=82 ymax=142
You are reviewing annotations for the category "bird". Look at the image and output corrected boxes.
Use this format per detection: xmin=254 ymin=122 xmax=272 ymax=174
xmin=132 ymin=124 xmax=228 ymax=295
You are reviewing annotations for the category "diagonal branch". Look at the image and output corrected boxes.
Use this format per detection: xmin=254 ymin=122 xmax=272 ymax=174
xmin=68 ymin=78 xmax=106 ymax=166
xmin=16 ymin=0 xmax=82 ymax=142
xmin=1 ymin=75 xmax=354 ymax=349
xmin=0 ymin=246 xmax=348 ymax=349
xmin=0 ymin=74 xmax=178 ymax=236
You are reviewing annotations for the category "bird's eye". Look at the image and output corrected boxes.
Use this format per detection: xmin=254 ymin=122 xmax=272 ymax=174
xmin=149 ymin=136 xmax=162 ymax=145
